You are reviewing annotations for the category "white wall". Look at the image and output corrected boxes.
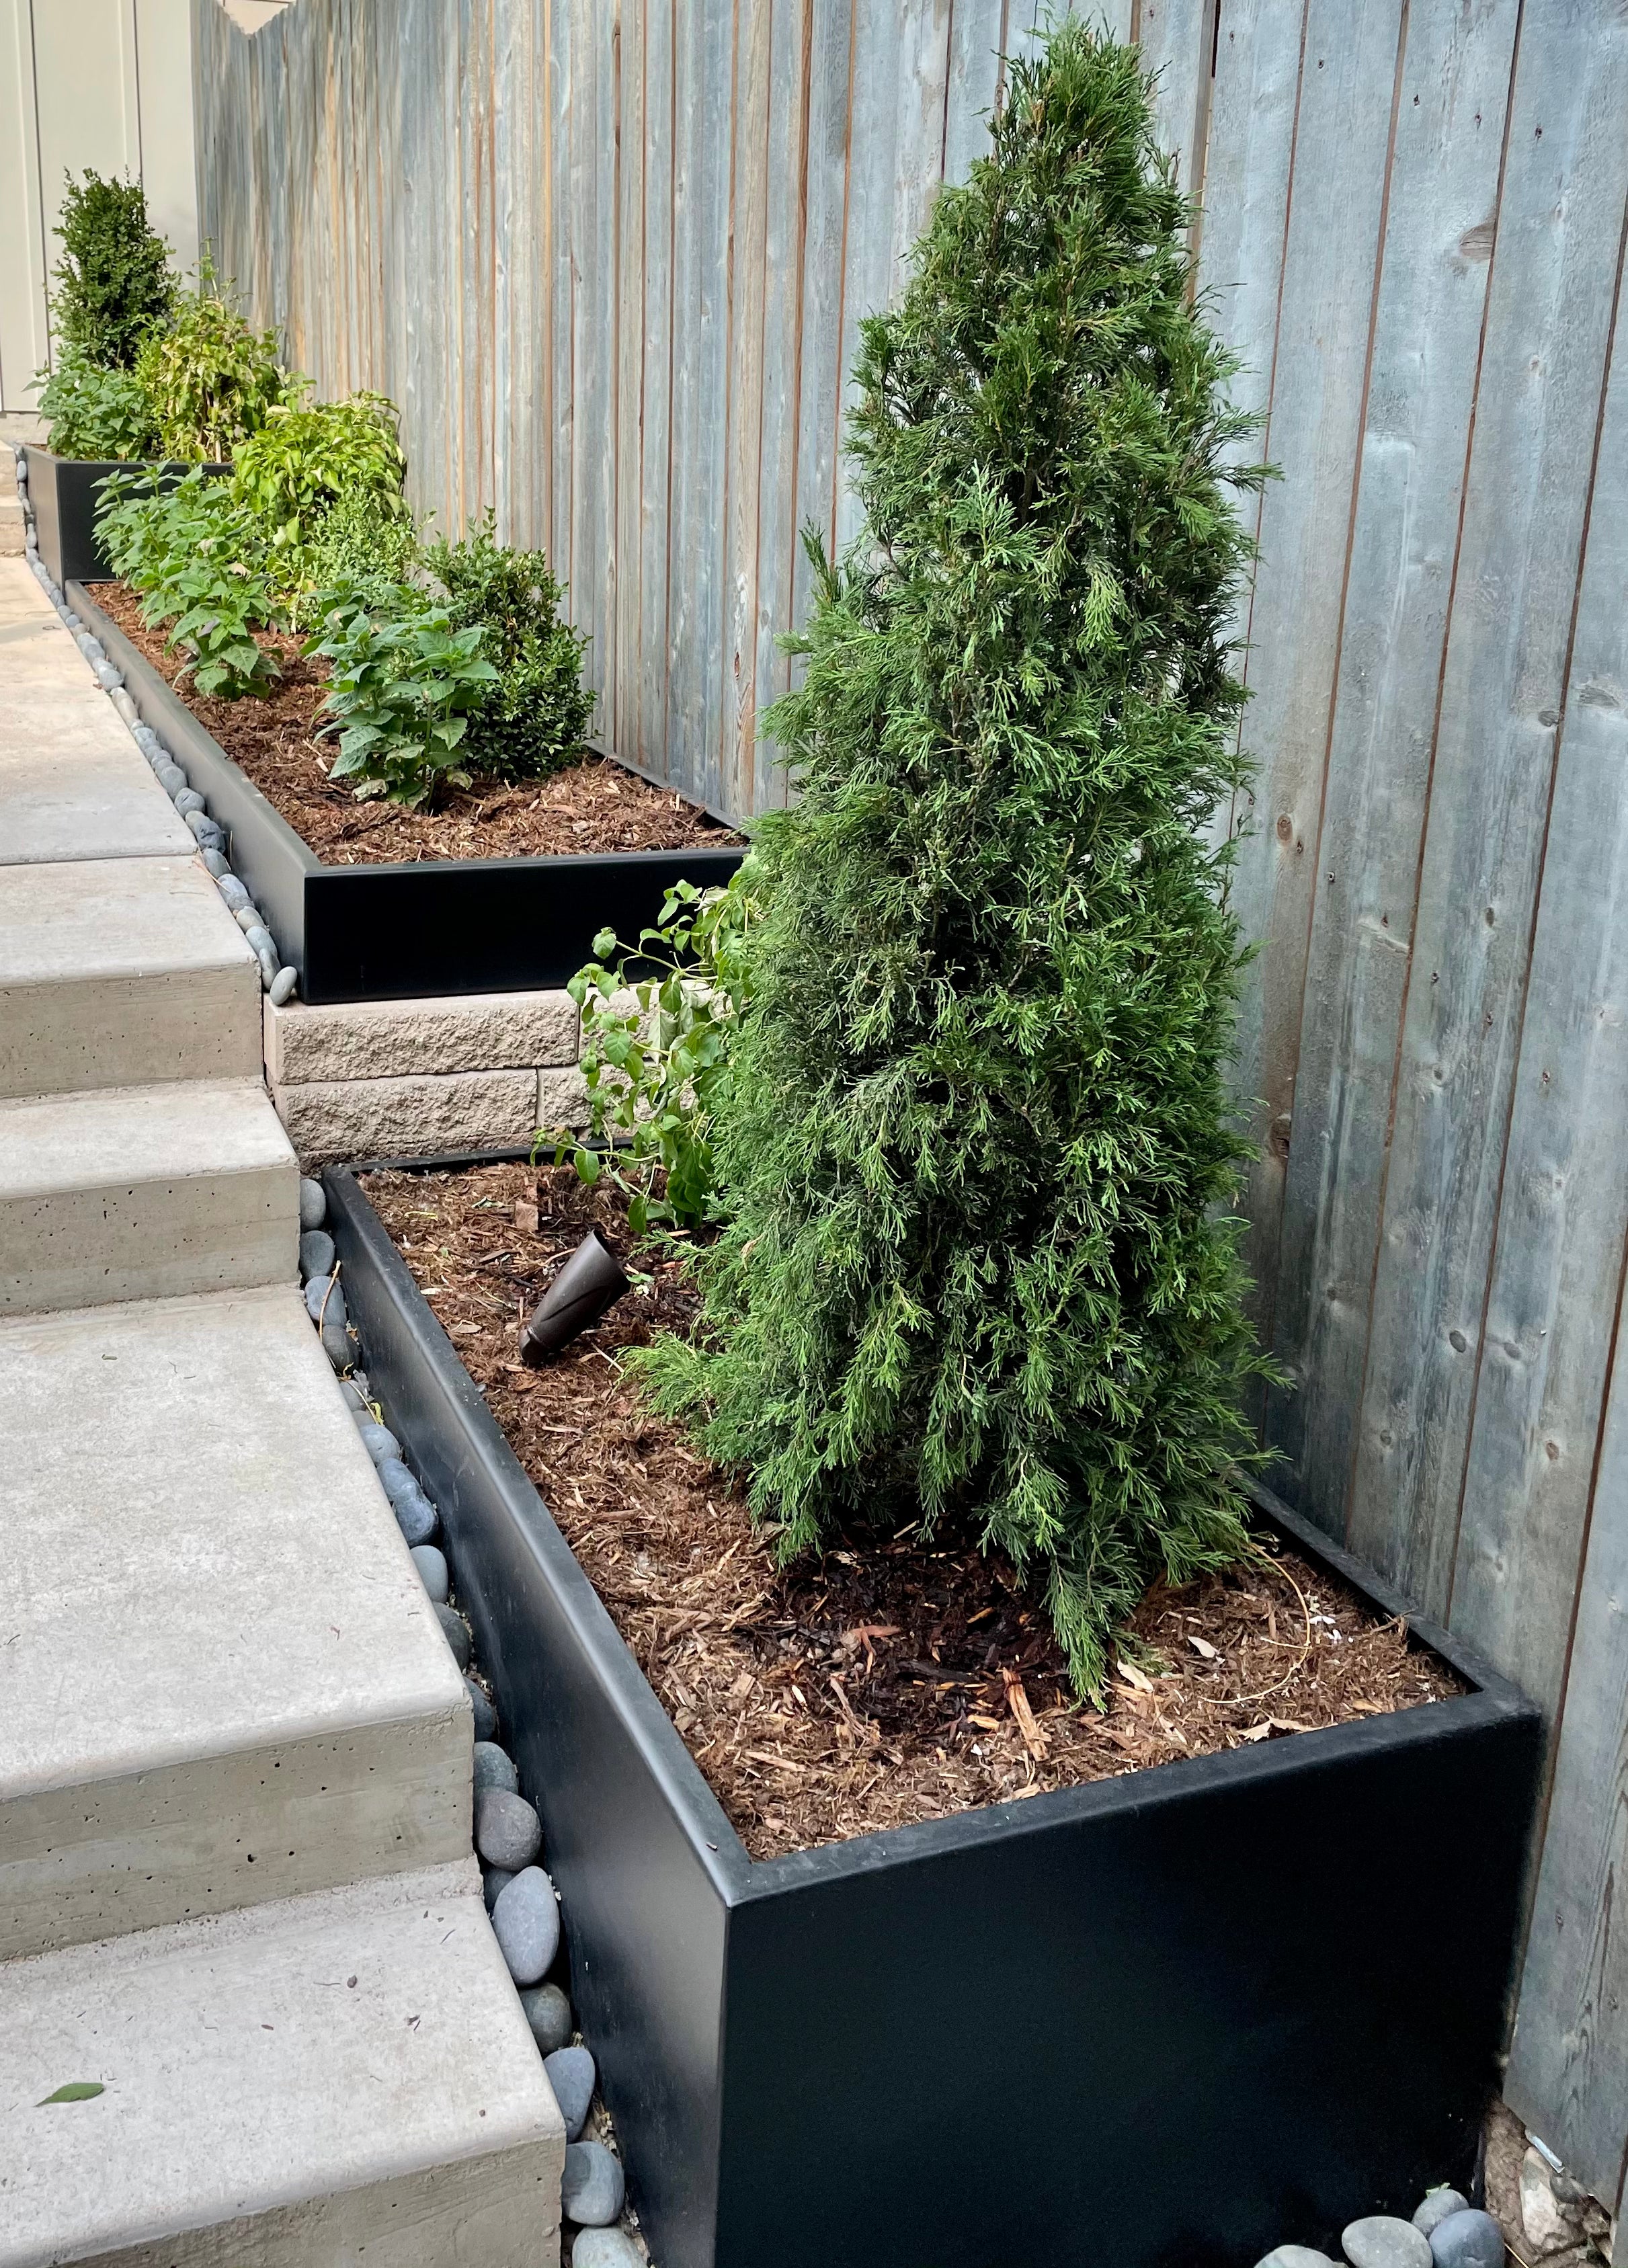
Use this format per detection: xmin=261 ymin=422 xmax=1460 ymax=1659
xmin=0 ymin=0 xmax=200 ymax=413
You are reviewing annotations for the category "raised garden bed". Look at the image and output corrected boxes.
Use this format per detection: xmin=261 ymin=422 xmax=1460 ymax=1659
xmin=327 ymin=1154 xmax=1543 ymax=2268
xmin=63 ymin=579 xmax=745 ymax=1006
xmin=24 ymin=448 xmax=227 ymax=588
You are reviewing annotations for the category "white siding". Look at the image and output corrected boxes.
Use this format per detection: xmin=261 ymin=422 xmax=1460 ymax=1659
xmin=0 ymin=0 xmax=200 ymax=415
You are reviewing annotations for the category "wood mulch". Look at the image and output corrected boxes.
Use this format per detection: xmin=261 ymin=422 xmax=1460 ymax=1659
xmin=365 ymin=1160 xmax=1467 ymax=1861
xmin=91 ymin=579 xmax=740 ymax=864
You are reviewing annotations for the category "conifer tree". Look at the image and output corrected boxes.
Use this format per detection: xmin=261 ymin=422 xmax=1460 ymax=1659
xmin=641 ymin=20 xmax=1273 ymax=1695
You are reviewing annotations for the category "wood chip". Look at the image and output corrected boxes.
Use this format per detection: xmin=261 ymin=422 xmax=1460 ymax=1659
xmin=1002 ymin=1668 xmax=1049 ymax=1758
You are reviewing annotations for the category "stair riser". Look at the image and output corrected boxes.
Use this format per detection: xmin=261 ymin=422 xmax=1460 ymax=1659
xmin=0 ymin=966 xmax=263 ymax=1099
xmin=1 ymin=1713 xmax=474 ymax=1963
xmin=0 ymin=1161 xmax=297 ymax=1313
xmin=60 ymin=2147 xmax=561 ymax=2268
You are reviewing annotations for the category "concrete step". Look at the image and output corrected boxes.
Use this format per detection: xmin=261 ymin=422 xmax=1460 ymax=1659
xmin=0 ymin=854 xmax=262 ymax=1099
xmin=0 ymin=558 xmax=196 ymax=864
xmin=0 ymin=1078 xmax=298 ymax=1314
xmin=0 ymin=1284 xmax=475 ymax=1963
xmin=0 ymin=1859 xmax=565 ymax=2268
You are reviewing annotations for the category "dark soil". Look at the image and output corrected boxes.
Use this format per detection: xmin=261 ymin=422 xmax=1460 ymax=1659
xmin=364 ymin=1160 xmax=1467 ymax=1862
xmin=93 ymin=580 xmax=741 ymax=864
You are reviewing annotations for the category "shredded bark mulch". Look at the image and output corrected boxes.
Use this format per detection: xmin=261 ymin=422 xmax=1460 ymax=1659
xmin=92 ymin=579 xmax=739 ymax=864
xmin=364 ymin=1160 xmax=1467 ymax=1862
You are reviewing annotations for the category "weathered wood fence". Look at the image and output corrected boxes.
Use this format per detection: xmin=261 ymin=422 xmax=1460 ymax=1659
xmin=194 ymin=0 xmax=1628 ymax=2210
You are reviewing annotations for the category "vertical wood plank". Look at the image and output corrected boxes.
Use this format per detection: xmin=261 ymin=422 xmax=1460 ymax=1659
xmin=830 ymin=0 xmax=900 ymax=555
xmin=787 ymin=0 xmax=855 ymax=653
xmin=637 ymin=0 xmax=676 ymax=780
xmin=1136 ymin=0 xmax=1213 ymax=194
xmin=663 ymin=0 xmax=733 ymax=806
xmin=1267 ymin=1 xmax=1522 ymax=1525
xmin=721 ymin=0 xmax=773 ymax=813
xmin=942 ymin=0 xmax=1007 ymax=188
xmin=1347 ymin=3 xmax=1628 ymax=1611
xmin=751 ymin=0 xmax=814 ymax=808
xmin=1221 ymin=0 xmax=1408 ymax=1387
xmin=614 ymin=0 xmax=645 ymax=757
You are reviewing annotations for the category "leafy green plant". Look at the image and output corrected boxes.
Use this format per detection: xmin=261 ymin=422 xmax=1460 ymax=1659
xmin=37 ymin=341 xmax=160 ymax=460
xmin=134 ymin=258 xmax=283 ymax=461
xmin=425 ymin=514 xmax=595 ymax=779
xmin=296 ymin=489 xmax=423 ymax=626
xmin=231 ymin=392 xmax=409 ymax=573
xmin=306 ymin=598 xmax=497 ymax=805
xmin=638 ymin=24 xmax=1276 ymax=1699
xmin=99 ymin=469 xmax=280 ymax=700
xmin=50 ymin=170 xmax=174 ymax=369
xmin=546 ymin=871 xmax=760 ymax=1233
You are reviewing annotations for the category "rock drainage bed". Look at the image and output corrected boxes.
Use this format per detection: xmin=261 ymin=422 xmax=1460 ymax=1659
xmin=364 ymin=1157 xmax=1467 ymax=1861
xmin=296 ymin=1172 xmax=649 ymax=2268
xmin=89 ymin=579 xmax=740 ymax=864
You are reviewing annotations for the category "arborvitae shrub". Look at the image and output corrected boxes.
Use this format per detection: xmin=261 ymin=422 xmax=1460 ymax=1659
xmin=50 ymin=171 xmax=175 ymax=370
xmin=640 ymin=22 xmax=1273 ymax=1696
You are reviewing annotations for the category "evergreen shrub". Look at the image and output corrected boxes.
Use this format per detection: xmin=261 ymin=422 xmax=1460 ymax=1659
xmin=425 ymin=514 xmax=596 ymax=779
xmin=50 ymin=171 xmax=175 ymax=370
xmin=641 ymin=22 xmax=1274 ymax=1696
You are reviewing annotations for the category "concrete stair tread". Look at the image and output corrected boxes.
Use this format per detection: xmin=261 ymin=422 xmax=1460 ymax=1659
xmin=0 ymin=561 xmax=195 ymax=864
xmin=0 ymin=856 xmax=261 ymax=1098
xmin=0 ymin=1859 xmax=564 ymax=2268
xmin=0 ymin=1285 xmax=473 ymax=1959
xmin=0 ymin=1078 xmax=298 ymax=1312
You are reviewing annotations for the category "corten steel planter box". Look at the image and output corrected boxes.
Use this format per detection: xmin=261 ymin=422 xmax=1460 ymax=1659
xmin=326 ymin=1160 xmax=1544 ymax=2268
xmin=65 ymin=581 xmax=744 ymax=1005
xmin=25 ymin=447 xmax=227 ymax=587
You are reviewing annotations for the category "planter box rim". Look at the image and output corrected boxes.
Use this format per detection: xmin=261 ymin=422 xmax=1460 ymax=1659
xmin=327 ymin=1159 xmax=1536 ymax=1906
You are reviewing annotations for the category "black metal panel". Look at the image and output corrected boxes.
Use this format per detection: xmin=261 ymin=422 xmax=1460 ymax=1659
xmin=27 ymin=449 xmax=225 ymax=584
xmin=716 ymin=1694 xmax=1539 ymax=2268
xmin=301 ymin=846 xmax=745 ymax=1004
xmin=327 ymin=1162 xmax=1543 ymax=2268
xmin=69 ymin=581 xmax=317 ymax=987
xmin=325 ymin=1168 xmax=738 ymax=2268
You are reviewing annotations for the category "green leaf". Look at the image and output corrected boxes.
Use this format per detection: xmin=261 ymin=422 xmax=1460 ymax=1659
xmin=573 ymin=1146 xmax=601 ymax=1186
xmin=39 ymin=2082 xmax=104 ymax=2105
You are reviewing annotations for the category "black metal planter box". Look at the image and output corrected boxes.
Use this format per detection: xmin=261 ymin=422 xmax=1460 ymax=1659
xmin=64 ymin=581 xmax=744 ymax=1005
xmin=24 ymin=447 xmax=226 ymax=586
xmin=325 ymin=1162 xmax=1543 ymax=2268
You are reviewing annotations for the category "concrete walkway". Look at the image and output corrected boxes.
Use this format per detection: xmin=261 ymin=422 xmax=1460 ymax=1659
xmin=0 ymin=558 xmax=562 ymax=2265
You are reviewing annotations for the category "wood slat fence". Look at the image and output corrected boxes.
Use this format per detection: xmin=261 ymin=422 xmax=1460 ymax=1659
xmin=192 ymin=0 xmax=1628 ymax=2210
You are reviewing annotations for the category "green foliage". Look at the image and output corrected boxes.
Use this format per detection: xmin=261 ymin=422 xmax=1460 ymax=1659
xmin=36 ymin=341 xmax=160 ymax=460
xmin=98 ymin=469 xmax=280 ymax=700
xmin=425 ymin=514 xmax=596 ymax=780
xmin=50 ymin=170 xmax=174 ymax=369
xmin=231 ymin=392 xmax=409 ymax=571
xmin=307 ymin=598 xmax=497 ymax=806
xmin=548 ymin=871 xmax=762 ymax=1233
xmin=637 ymin=23 xmax=1275 ymax=1697
xmin=296 ymin=489 xmax=423 ymax=626
xmin=134 ymin=259 xmax=283 ymax=461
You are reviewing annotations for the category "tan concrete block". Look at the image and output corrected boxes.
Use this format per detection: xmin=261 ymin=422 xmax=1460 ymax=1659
xmin=272 ymin=1067 xmax=542 ymax=1168
xmin=537 ymin=1062 xmax=591 ymax=1134
xmin=263 ymin=985 xmax=579 ymax=1084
